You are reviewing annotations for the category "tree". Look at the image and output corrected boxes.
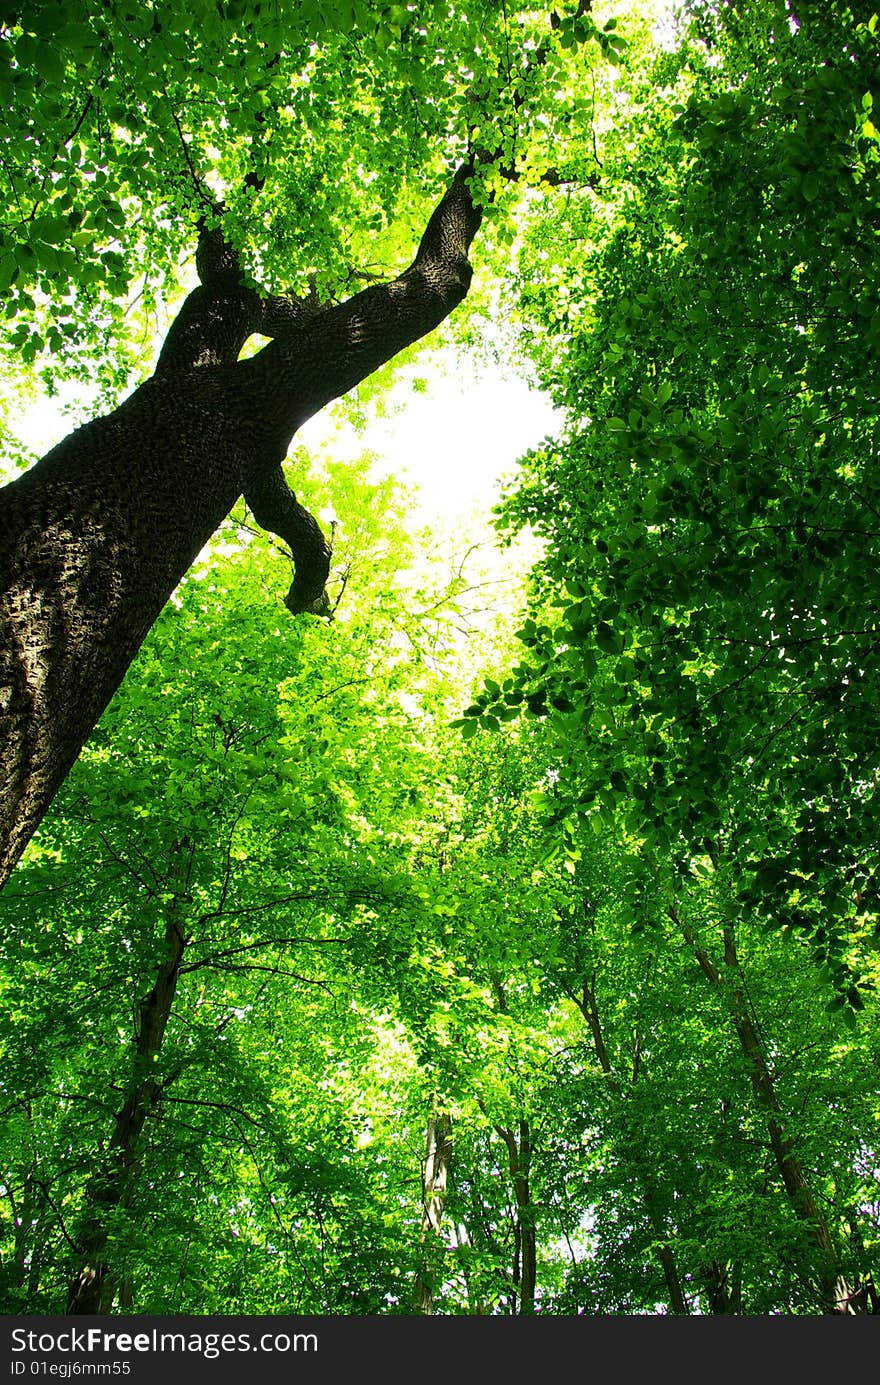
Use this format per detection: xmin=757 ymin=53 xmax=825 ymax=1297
xmin=8 ymin=0 xmax=880 ymax=1320
xmin=0 ymin=157 xmax=484 ymax=891
xmin=414 ymin=1109 xmax=454 ymax=1313
xmin=0 ymin=2 xmax=501 ymax=886
xmin=0 ymin=454 xmax=494 ymax=1313
xmin=2 ymin=0 xmax=602 ymax=886
xmin=486 ymin=0 xmax=880 ymax=1004
xmin=3 ymin=451 xmax=879 ymax=1315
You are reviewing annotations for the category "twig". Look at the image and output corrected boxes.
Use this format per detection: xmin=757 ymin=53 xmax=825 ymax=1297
xmin=169 ymin=108 xmax=215 ymax=210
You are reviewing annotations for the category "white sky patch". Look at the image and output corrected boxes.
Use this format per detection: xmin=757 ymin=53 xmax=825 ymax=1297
xmin=5 ymin=385 xmax=77 ymax=464
xmin=299 ymin=363 xmax=562 ymax=523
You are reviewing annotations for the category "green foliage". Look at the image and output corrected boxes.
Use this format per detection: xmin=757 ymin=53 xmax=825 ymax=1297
xmin=2 ymin=0 xmax=880 ymax=1320
xmin=2 ymin=433 xmax=879 ymax=1312
xmin=496 ymin=0 xmax=880 ymax=1000
xmin=0 ymin=0 xmax=615 ymax=400
xmin=0 ymin=453 xmax=463 ymax=1311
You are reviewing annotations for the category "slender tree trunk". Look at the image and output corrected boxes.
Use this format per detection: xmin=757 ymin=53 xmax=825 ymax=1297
xmin=7 ymin=1120 xmax=40 ymax=1301
xmin=496 ymin=1119 xmax=537 ymax=1315
xmin=483 ymin=980 xmax=538 ymax=1315
xmin=701 ymin=1259 xmax=743 ymax=1314
xmin=414 ymin=1110 xmax=453 ymax=1314
xmin=577 ymin=978 xmax=690 ymax=1315
xmin=0 ymin=165 xmax=482 ymax=889
xmin=66 ymin=843 xmax=190 ymax=1313
xmin=843 ymin=1219 xmax=880 ymax=1314
xmin=676 ymin=910 xmax=843 ymax=1314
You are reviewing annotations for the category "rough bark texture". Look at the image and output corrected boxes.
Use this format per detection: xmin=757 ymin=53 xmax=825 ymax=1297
xmin=0 ymin=166 xmax=482 ymax=890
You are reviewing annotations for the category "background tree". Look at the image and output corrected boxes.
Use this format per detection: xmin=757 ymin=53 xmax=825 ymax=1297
xmin=478 ymin=0 xmax=880 ymax=1011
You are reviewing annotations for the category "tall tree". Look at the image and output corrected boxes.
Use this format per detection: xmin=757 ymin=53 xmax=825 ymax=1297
xmin=414 ymin=1110 xmax=454 ymax=1313
xmin=0 ymin=162 xmax=481 ymax=888
xmin=0 ymin=458 xmax=483 ymax=1313
xmin=487 ymin=0 xmax=880 ymax=1005
xmin=0 ymin=0 xmax=611 ymax=884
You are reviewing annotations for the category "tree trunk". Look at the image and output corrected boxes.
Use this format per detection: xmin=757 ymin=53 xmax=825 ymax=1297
xmin=66 ymin=843 xmax=190 ymax=1313
xmin=677 ymin=910 xmax=844 ymax=1314
xmin=0 ymin=166 xmax=482 ymax=890
xmin=497 ymin=1119 xmax=537 ymax=1315
xmin=701 ymin=1259 xmax=743 ymax=1315
xmin=576 ymin=977 xmax=690 ymax=1315
xmin=414 ymin=1110 xmax=454 ymax=1314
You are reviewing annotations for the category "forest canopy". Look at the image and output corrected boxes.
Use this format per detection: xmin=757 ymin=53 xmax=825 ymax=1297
xmin=1 ymin=0 xmax=880 ymax=1317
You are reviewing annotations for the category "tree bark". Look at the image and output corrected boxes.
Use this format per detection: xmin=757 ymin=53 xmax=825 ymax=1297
xmin=700 ymin=1259 xmax=742 ymax=1314
xmin=0 ymin=165 xmax=482 ymax=890
xmin=496 ymin=1118 xmax=537 ymax=1315
xmin=414 ymin=1110 xmax=454 ymax=1314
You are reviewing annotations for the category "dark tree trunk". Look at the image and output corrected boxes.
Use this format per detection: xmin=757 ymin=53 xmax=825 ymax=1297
xmin=677 ymin=911 xmax=844 ymax=1314
xmin=67 ymin=842 xmax=190 ymax=1313
xmin=0 ymin=166 xmax=481 ymax=889
xmin=497 ymin=1118 xmax=537 ymax=1315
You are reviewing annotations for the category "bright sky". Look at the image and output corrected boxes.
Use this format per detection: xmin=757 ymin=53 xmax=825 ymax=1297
xmin=299 ymin=362 xmax=561 ymax=522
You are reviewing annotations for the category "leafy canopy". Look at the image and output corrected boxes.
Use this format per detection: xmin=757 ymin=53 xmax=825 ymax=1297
xmin=0 ymin=0 xmax=623 ymax=398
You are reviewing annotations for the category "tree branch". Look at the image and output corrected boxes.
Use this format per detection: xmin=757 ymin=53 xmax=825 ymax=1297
xmin=232 ymin=161 xmax=482 ymax=451
xmin=242 ymin=463 xmax=333 ymax=616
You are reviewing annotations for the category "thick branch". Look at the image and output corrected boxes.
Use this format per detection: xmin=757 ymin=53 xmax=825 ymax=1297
xmin=258 ymin=291 xmax=323 ymax=340
xmin=154 ymin=222 xmax=260 ymax=375
xmin=0 ymin=161 xmax=485 ymax=886
xmin=242 ymin=463 xmax=332 ymax=615
xmin=232 ymin=162 xmax=483 ymax=450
